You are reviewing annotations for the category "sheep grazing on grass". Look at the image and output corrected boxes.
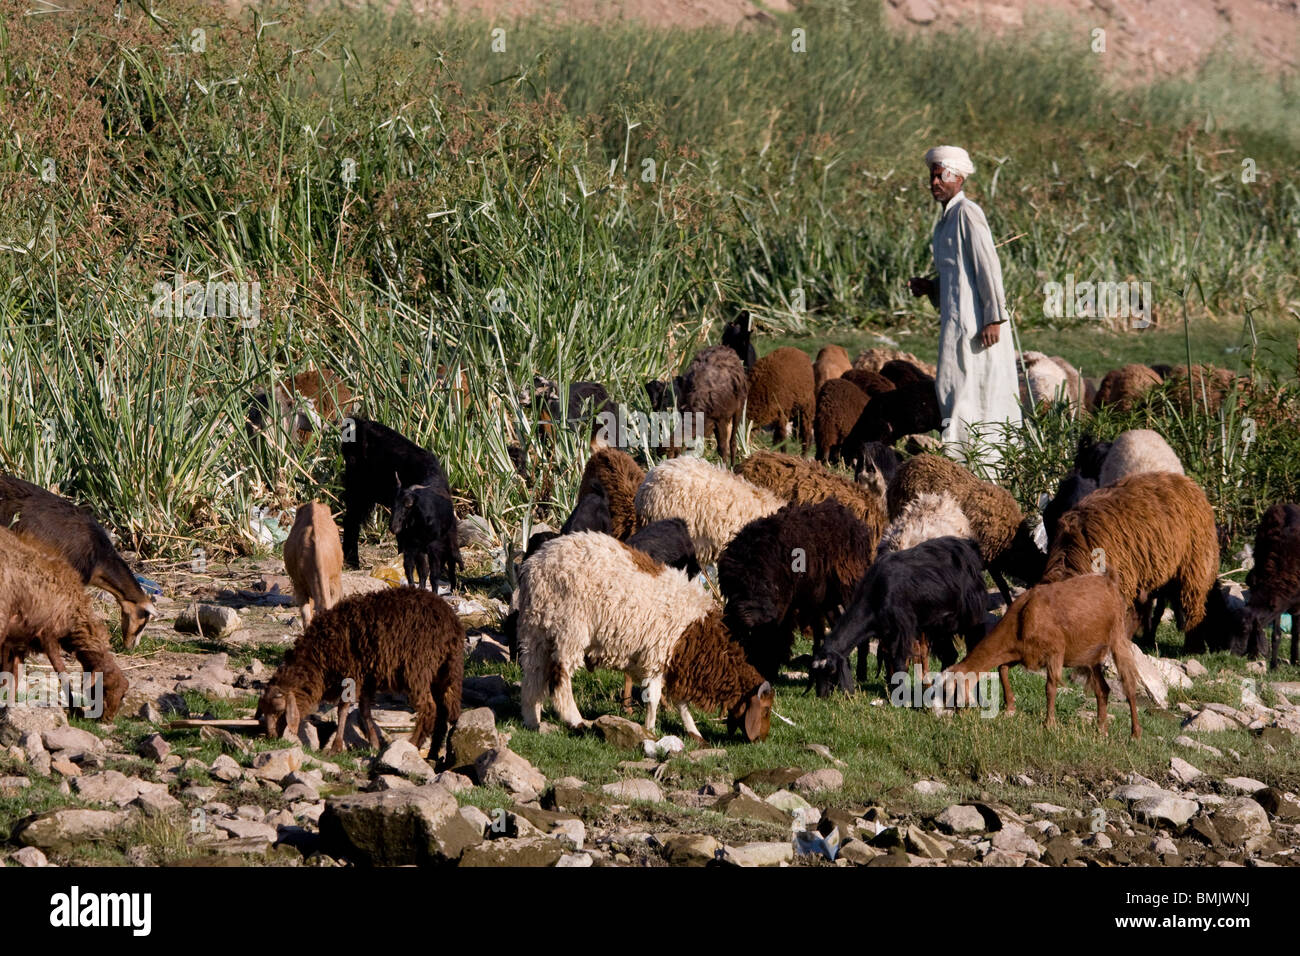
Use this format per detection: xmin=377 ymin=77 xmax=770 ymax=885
xmin=944 ymin=575 xmax=1142 ymax=739
xmin=284 ymin=502 xmax=343 ymax=627
xmin=745 ymin=347 xmax=817 ymax=454
xmin=887 ymin=454 xmax=1046 ymax=601
xmin=876 ymin=492 xmax=972 ymax=558
xmin=517 ymin=533 xmax=773 ymax=741
xmin=854 ymin=348 xmax=936 ymax=378
xmin=840 ymin=368 xmax=896 ymax=397
xmin=1097 ymin=429 xmax=1183 ymax=486
xmin=257 ymin=588 xmax=464 ymax=760
xmin=680 ymin=346 xmax=748 ymax=465
xmin=0 ymin=474 xmax=157 ymax=649
xmin=843 ymin=380 xmax=942 ymax=466
xmin=718 ymin=500 xmax=876 ymax=681
xmin=340 ymin=417 xmax=453 ymax=569
xmin=559 ymin=477 xmax=613 ymax=536
xmin=811 ymin=536 xmax=986 ymax=696
xmin=635 ymin=456 xmax=783 ymax=566
xmin=815 ymin=378 xmax=870 ymax=464
xmin=1164 ymin=364 xmax=1240 ymax=415
xmin=814 ymin=344 xmax=852 ymax=392
xmin=578 ymin=447 xmax=645 ymax=540
xmin=878 ymin=359 xmax=935 ymax=389
xmin=855 ymin=441 xmax=902 ymax=502
xmin=247 ymin=367 xmax=357 ymax=444
xmin=1092 ymin=364 xmax=1161 ymax=412
xmin=721 ymin=310 xmax=757 ymax=369
xmin=738 ymin=450 xmax=888 ymax=535
xmin=390 ymin=477 xmax=463 ymax=591
xmin=1041 ymin=472 xmax=1219 ymax=646
xmin=1019 ymin=351 xmax=1085 ymax=410
xmin=1232 ymin=503 xmax=1300 ymax=667
xmin=0 ymin=527 xmax=128 ymax=720
xmin=644 ymin=377 xmax=684 ymax=413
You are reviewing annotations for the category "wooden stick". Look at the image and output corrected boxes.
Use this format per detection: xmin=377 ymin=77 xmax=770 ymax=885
xmin=167 ymin=718 xmax=261 ymax=730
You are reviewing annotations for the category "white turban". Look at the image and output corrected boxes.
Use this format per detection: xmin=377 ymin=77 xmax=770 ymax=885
xmin=924 ymin=146 xmax=975 ymax=178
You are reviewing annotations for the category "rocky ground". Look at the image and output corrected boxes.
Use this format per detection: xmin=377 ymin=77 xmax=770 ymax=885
xmin=2 ymin=529 xmax=1300 ymax=867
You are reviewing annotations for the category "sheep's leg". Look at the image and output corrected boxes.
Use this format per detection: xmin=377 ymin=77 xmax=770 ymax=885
xmin=857 ymin=643 xmax=870 ymax=684
xmin=677 ymin=701 xmax=704 ymax=743
xmin=360 ymin=684 xmax=383 ymax=750
xmin=329 ymin=701 xmax=353 ymax=753
xmin=620 ymin=673 xmax=636 ymax=715
xmin=1110 ymin=638 xmax=1142 ymax=740
xmin=341 ymin=496 xmax=373 ymax=569
xmin=299 ymin=598 xmax=314 ymax=629
xmin=551 ymin=666 xmax=587 ymax=729
xmin=642 ymin=674 xmax=664 ymax=735
xmin=990 ymin=568 xmax=1014 ymax=607
xmin=1270 ymin=617 xmax=1282 ymax=671
xmin=999 ymin=664 xmax=1016 ymax=715
xmin=402 ymin=550 xmax=418 ymax=588
xmin=1089 ymin=664 xmax=1110 ymax=737
xmin=1044 ymin=655 xmax=1063 ymax=729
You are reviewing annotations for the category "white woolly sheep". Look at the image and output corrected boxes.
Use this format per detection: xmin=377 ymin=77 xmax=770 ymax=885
xmin=876 ymin=491 xmax=973 ymax=559
xmin=1097 ymin=429 xmax=1184 ymax=486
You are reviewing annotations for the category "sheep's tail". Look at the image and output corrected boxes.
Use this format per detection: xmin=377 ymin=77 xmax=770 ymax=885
xmin=518 ymin=627 xmax=549 ymax=731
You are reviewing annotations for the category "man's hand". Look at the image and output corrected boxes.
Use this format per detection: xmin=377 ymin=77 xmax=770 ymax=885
xmin=980 ymin=323 xmax=1001 ymax=348
xmin=907 ymin=276 xmax=934 ymax=298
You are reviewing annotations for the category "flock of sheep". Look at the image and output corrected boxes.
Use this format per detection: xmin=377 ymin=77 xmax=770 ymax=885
xmin=2 ymin=315 xmax=1299 ymax=768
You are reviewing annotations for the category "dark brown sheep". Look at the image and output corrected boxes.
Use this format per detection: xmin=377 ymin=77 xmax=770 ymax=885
xmin=1164 ymin=364 xmax=1242 ymax=416
xmin=0 ymin=474 xmax=157 ymax=648
xmin=0 ymin=527 xmax=128 ymax=720
xmin=853 ymin=348 xmax=936 ymax=378
xmin=664 ymin=611 xmax=773 ymax=742
xmin=815 ymin=378 xmax=871 ymax=464
xmin=1233 ymin=503 xmax=1300 ymax=667
xmin=1041 ymin=472 xmax=1219 ymax=644
xmin=745 ymin=347 xmax=816 ymax=454
xmin=680 ymin=345 xmax=748 ymax=466
xmin=878 ymin=359 xmax=935 ymax=389
xmin=1092 ymin=364 xmax=1161 ymax=412
xmin=813 ymin=344 xmax=852 ymax=392
xmin=840 ymin=368 xmax=896 ymax=397
xmin=578 ymin=447 xmax=645 ymax=540
xmin=257 ymin=588 xmax=465 ymax=762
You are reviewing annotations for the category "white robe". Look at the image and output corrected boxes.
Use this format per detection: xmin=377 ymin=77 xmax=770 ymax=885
xmin=930 ymin=191 xmax=1021 ymax=476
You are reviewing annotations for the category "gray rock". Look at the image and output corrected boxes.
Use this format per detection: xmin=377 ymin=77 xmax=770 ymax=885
xmin=459 ymin=837 xmax=565 ymax=867
xmin=213 ymin=817 xmax=278 ymax=842
xmin=0 ymin=705 xmax=66 ymax=747
xmin=319 ymin=784 xmax=481 ymax=866
xmin=982 ymin=848 xmax=1027 ymax=867
xmin=913 ymin=780 xmax=947 ymax=795
xmin=838 ymin=841 xmax=883 ymax=865
xmin=249 ymin=746 xmax=305 ymax=782
xmin=662 ymin=833 xmax=721 ymax=866
xmin=15 ymin=809 xmax=132 ymax=849
xmin=432 ymin=771 xmax=474 ymax=794
xmin=458 ymin=805 xmax=492 ymax=836
xmin=0 ymin=776 xmax=31 ymax=795
xmin=1174 ymin=735 xmax=1223 ymax=757
xmin=376 ymin=740 xmax=436 ymax=782
xmin=12 ymin=846 xmax=48 ymax=867
xmin=793 ymin=768 xmax=843 ymax=793
xmin=175 ymin=603 xmax=242 ymax=638
xmin=133 ymin=790 xmax=183 ymax=816
xmin=72 ymin=771 xmax=169 ymax=807
xmin=42 ymin=725 xmax=102 ymax=754
xmin=1212 ymin=797 xmax=1270 ymax=850
xmin=592 ymin=714 xmax=651 ymax=750
xmin=138 ymin=733 xmax=170 ymax=762
xmin=209 ymin=754 xmax=243 ymax=782
xmin=601 ymin=778 xmax=663 ymax=804
xmin=557 ymin=852 xmax=593 ymax=867
xmin=904 ymin=826 xmax=951 ymax=860
xmin=718 ymin=842 xmax=794 ymax=867
xmin=448 ymin=707 xmax=501 ymax=767
xmin=475 ymin=749 xmax=548 ymax=801
xmin=936 ymin=804 xmax=986 ymax=834
xmin=1169 ymin=757 xmax=1203 ymax=785
xmin=1184 ymin=659 xmax=1208 ymax=678
xmin=1183 ymin=709 xmax=1235 ymax=733
xmin=1029 ymin=803 xmax=1069 ymax=816
xmin=282 ymin=783 xmax=320 ymax=803
xmin=1133 ymin=795 xmax=1199 ymax=828
xmin=1222 ymin=777 xmax=1267 ymax=794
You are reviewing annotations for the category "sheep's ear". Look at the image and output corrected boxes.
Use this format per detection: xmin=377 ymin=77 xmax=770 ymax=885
xmin=283 ymin=694 xmax=301 ymax=741
xmin=743 ymin=681 xmax=774 ymax=741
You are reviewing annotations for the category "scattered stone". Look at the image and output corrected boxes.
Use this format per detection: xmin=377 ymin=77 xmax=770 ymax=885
xmin=685 ymin=748 xmax=727 ymax=763
xmin=936 ymin=804 xmax=986 ymax=834
xmin=592 ymin=714 xmax=651 ymax=750
xmin=319 ymin=784 xmax=482 ymax=866
xmin=1212 ymin=797 xmax=1271 ymax=850
xmin=643 ymin=735 xmax=685 ymax=760
xmin=249 ymin=746 xmax=304 ymax=782
xmin=213 ymin=817 xmax=278 ymax=842
xmin=766 ymin=789 xmax=816 ymax=819
xmin=837 ymin=841 xmax=883 ymax=865
xmin=73 ymin=771 xmax=171 ymax=808
xmin=282 ymin=783 xmax=320 ymax=803
xmin=459 ymin=837 xmax=564 ymax=867
xmin=1133 ymin=795 xmax=1199 ymax=829
xmin=51 ymin=758 xmax=81 ymax=778
xmin=1152 ymin=836 xmax=1179 ymax=856
xmin=372 ymin=774 xmax=415 ymax=792
xmin=1184 ymin=659 xmax=1209 ymax=678
xmin=738 ymin=767 xmax=805 ymax=789
xmin=1169 ymin=757 xmax=1203 ymax=785
xmin=0 ymin=776 xmax=30 ymax=795
xmin=1222 ymin=777 xmax=1267 ymax=794
xmin=137 ymin=733 xmax=170 ymax=762
xmin=662 ymin=833 xmax=721 ymax=866
xmin=448 ymin=708 xmax=501 ymax=767
xmin=475 ymin=749 xmax=547 ymax=801
xmin=904 ymin=826 xmax=950 ymax=860
xmin=376 ymin=740 xmax=436 ymax=782
xmin=600 ymin=778 xmax=664 ymax=804
xmin=12 ymin=846 xmax=48 ymax=867
xmin=15 ymin=809 xmax=132 ymax=849
xmin=432 ymin=771 xmax=473 ymax=794
xmin=1255 ymin=788 xmax=1300 ymax=822
xmin=718 ymin=842 xmax=793 ymax=867
xmin=804 ymin=743 xmax=847 ymax=768
xmin=557 ymin=852 xmax=593 ymax=867
xmin=175 ymin=603 xmax=242 ymax=638
xmin=209 ymin=754 xmax=243 ymax=782
xmin=793 ymin=768 xmax=843 ymax=794
xmin=716 ymin=792 xmax=788 ymax=825
xmin=913 ymin=779 xmax=947 ymax=795
xmin=982 ymin=849 xmax=1027 ymax=867
xmin=1174 ymin=735 xmax=1223 ymax=757
xmin=42 ymin=725 xmax=102 ymax=754
xmin=0 ymin=705 xmax=66 ymax=746
xmin=991 ymin=825 xmax=1042 ymax=859
xmin=1030 ymin=803 xmax=1069 ymax=816
xmin=1183 ymin=709 xmax=1236 ymax=733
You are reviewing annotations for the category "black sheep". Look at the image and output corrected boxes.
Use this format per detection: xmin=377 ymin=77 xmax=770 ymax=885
xmin=644 ymin=377 xmax=684 ymax=412
xmin=844 ymin=380 xmax=941 ymax=468
xmin=390 ymin=479 xmax=463 ymax=591
xmin=1042 ymin=471 xmax=1098 ymax=546
xmin=627 ymin=518 xmax=701 ymax=579
xmin=878 ymin=359 xmax=934 ymax=389
xmin=340 ymin=417 xmax=452 ymax=569
xmin=722 ymin=309 xmax=757 ymax=369
xmin=854 ymin=440 xmax=901 ymax=489
xmin=1073 ymin=435 xmax=1113 ymax=482
xmin=560 ymin=478 xmax=613 ymax=536
xmin=718 ymin=500 xmax=875 ymax=682
xmin=1232 ymin=503 xmax=1300 ymax=667
xmin=811 ymin=536 xmax=986 ymax=697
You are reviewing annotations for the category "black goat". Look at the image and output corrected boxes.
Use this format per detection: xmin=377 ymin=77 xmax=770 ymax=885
xmin=811 ymin=536 xmax=986 ymax=697
xmin=845 ymin=380 xmax=941 ymax=468
xmin=722 ymin=309 xmax=757 ymax=369
xmin=559 ymin=478 xmax=612 ymax=536
xmin=1232 ymin=503 xmax=1300 ymax=667
xmin=1042 ymin=471 xmax=1098 ymax=546
xmin=390 ymin=479 xmax=463 ymax=591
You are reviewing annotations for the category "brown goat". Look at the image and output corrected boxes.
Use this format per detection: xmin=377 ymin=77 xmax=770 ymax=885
xmin=746 ymin=347 xmax=817 ymax=454
xmin=945 ymin=576 xmax=1142 ymax=739
xmin=1041 ymin=472 xmax=1218 ymax=641
xmin=249 ymin=368 xmax=357 ymax=443
xmin=283 ymin=502 xmax=344 ymax=627
xmin=0 ymin=527 xmax=128 ymax=720
xmin=815 ymin=378 xmax=870 ymax=464
xmin=578 ymin=447 xmax=645 ymax=540
xmin=257 ymin=588 xmax=464 ymax=760
xmin=813 ymin=344 xmax=852 ymax=392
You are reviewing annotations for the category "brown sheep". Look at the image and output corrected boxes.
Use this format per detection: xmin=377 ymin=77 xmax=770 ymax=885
xmin=878 ymin=359 xmax=935 ymax=389
xmin=887 ymin=454 xmax=1046 ymax=602
xmin=840 ymin=368 xmax=896 ymax=397
xmin=1164 ymin=364 xmax=1241 ymax=416
xmin=0 ymin=527 xmax=128 ymax=720
xmin=746 ymin=347 xmax=816 ymax=454
xmin=681 ymin=345 xmax=748 ymax=466
xmin=739 ymin=450 xmax=887 ymax=540
xmin=1041 ymin=472 xmax=1219 ymax=642
xmin=284 ymin=502 xmax=344 ymax=627
xmin=854 ymin=348 xmax=937 ymax=378
xmin=1092 ymin=364 xmax=1161 ymax=412
xmin=945 ymin=575 xmax=1142 ymax=739
xmin=815 ymin=378 xmax=870 ymax=464
xmin=813 ymin=344 xmax=852 ymax=392
xmin=578 ymin=447 xmax=645 ymax=540
xmin=257 ymin=588 xmax=464 ymax=760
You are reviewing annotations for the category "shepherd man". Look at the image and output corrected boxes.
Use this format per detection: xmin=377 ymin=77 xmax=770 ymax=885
xmin=908 ymin=145 xmax=1021 ymax=475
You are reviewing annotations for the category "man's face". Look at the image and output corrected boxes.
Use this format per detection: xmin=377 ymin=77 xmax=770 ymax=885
xmin=929 ymin=163 xmax=964 ymax=204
